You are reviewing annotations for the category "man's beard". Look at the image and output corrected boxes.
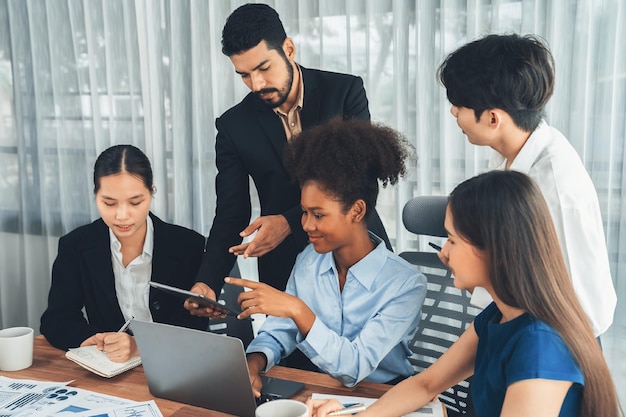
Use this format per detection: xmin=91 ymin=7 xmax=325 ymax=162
xmin=255 ymin=55 xmax=294 ymax=109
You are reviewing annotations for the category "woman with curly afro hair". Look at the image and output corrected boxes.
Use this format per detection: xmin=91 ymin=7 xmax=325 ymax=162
xmin=225 ymin=118 xmax=427 ymax=395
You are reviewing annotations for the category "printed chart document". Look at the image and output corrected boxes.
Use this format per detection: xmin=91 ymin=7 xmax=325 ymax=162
xmin=311 ymin=393 xmax=444 ymax=417
xmin=65 ymin=346 xmax=141 ymax=378
xmin=0 ymin=376 xmax=163 ymax=417
xmin=70 ymin=400 xmax=163 ymax=417
xmin=0 ymin=376 xmax=68 ymax=416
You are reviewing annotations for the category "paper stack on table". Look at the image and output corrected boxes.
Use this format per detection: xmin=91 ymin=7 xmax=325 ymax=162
xmin=311 ymin=393 xmax=445 ymax=417
xmin=0 ymin=375 xmax=162 ymax=417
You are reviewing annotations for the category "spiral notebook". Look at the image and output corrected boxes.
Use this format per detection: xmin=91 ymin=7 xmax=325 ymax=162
xmin=66 ymin=345 xmax=142 ymax=378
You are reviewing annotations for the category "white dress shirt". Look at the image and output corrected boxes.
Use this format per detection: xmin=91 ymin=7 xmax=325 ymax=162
xmin=110 ymin=216 xmax=154 ymax=323
xmin=471 ymin=121 xmax=616 ymax=336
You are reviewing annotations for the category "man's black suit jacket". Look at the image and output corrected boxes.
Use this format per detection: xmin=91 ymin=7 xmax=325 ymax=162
xmin=40 ymin=213 xmax=208 ymax=351
xmin=197 ymin=66 xmax=390 ymax=293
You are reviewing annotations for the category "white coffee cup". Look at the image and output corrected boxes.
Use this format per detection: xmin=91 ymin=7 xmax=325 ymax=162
xmin=0 ymin=327 xmax=34 ymax=371
xmin=256 ymin=399 xmax=308 ymax=417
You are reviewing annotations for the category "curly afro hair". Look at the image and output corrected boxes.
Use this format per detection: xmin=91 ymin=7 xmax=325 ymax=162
xmin=283 ymin=118 xmax=413 ymax=216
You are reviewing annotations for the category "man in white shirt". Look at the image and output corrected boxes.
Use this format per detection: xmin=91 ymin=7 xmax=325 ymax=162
xmin=437 ymin=33 xmax=616 ymax=337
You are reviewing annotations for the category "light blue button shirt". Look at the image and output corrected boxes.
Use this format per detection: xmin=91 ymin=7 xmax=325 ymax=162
xmin=247 ymin=237 xmax=427 ymax=387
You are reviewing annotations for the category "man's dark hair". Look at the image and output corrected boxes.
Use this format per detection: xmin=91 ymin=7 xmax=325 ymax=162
xmin=438 ymin=34 xmax=555 ymax=132
xmin=222 ymin=3 xmax=287 ymax=56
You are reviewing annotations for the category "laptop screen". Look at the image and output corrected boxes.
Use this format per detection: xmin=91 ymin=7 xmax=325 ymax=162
xmin=131 ymin=320 xmax=303 ymax=417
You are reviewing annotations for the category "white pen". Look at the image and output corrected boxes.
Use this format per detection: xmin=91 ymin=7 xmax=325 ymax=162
xmin=117 ymin=316 xmax=134 ymax=333
xmin=328 ymin=403 xmax=367 ymax=416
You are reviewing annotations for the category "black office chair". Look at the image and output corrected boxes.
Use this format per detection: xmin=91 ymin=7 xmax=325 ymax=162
xmin=399 ymin=196 xmax=480 ymax=417
xmin=208 ymin=262 xmax=254 ymax=347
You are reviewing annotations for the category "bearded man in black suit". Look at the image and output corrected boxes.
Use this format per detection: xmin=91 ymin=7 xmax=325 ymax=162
xmin=186 ymin=3 xmax=391 ymax=315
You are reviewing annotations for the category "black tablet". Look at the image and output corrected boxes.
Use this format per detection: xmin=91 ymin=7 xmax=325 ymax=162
xmin=148 ymin=281 xmax=247 ymax=319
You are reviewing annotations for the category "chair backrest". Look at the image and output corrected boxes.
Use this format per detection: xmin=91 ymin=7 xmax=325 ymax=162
xmin=399 ymin=196 xmax=481 ymax=417
xmin=401 ymin=195 xmax=448 ymax=237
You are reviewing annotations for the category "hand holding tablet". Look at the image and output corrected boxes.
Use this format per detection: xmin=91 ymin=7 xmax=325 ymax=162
xmin=148 ymin=281 xmax=252 ymax=321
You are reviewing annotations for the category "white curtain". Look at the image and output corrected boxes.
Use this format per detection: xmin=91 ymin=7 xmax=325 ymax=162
xmin=0 ymin=0 xmax=623 ymax=350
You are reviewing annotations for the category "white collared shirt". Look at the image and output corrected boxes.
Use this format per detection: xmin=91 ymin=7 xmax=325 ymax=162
xmin=110 ymin=216 xmax=154 ymax=323
xmin=471 ymin=121 xmax=616 ymax=336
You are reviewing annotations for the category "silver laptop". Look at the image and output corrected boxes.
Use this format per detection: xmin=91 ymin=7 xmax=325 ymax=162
xmin=131 ymin=320 xmax=304 ymax=417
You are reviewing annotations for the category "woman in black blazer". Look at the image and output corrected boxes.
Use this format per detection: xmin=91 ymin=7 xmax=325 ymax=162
xmin=40 ymin=145 xmax=207 ymax=361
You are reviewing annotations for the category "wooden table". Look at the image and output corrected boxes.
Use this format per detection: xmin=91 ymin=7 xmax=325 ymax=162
xmin=0 ymin=336 xmax=401 ymax=416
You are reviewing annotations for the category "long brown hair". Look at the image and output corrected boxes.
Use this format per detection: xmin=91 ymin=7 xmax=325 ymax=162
xmin=449 ymin=170 xmax=620 ymax=417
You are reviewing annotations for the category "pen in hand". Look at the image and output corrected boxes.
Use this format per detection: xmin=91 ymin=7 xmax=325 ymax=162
xmin=117 ymin=316 xmax=134 ymax=333
xmin=428 ymin=242 xmax=442 ymax=252
xmin=328 ymin=403 xmax=367 ymax=416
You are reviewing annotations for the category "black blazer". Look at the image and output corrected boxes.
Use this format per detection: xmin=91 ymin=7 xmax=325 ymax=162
xmin=40 ymin=213 xmax=208 ymax=351
xmin=197 ymin=67 xmax=390 ymax=293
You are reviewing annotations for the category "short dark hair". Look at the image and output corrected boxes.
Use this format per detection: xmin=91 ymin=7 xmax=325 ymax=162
xmin=283 ymin=118 xmax=412 ymax=217
xmin=93 ymin=144 xmax=153 ymax=194
xmin=438 ymin=34 xmax=555 ymax=132
xmin=222 ymin=3 xmax=287 ymax=56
